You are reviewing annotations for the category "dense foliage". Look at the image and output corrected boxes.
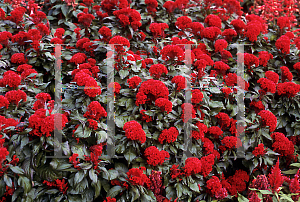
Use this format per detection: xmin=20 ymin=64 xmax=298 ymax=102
xmin=0 ymin=0 xmax=300 ymax=201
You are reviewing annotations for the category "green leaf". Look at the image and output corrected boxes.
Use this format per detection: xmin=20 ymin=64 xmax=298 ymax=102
xmin=18 ymin=176 xmax=31 ymax=194
xmin=189 ymin=182 xmax=199 ymax=192
xmin=237 ymin=193 xmax=249 ymax=202
xmin=4 ymin=174 xmax=12 ymax=187
xmin=107 ymin=186 xmax=125 ymax=198
xmin=108 ymin=169 xmax=119 ymax=180
xmin=10 ymin=166 xmax=25 ymax=174
xmin=119 ymin=70 xmax=129 ymax=79
xmin=89 ymin=169 xmax=98 ymax=184
xmin=176 ymin=183 xmax=183 ymax=198
xmin=61 ymin=4 xmax=69 ymax=17
xmin=74 ymin=170 xmax=85 ymax=184
xmin=124 ymin=147 xmax=137 ymax=165
xmin=259 ymin=190 xmax=272 ymax=195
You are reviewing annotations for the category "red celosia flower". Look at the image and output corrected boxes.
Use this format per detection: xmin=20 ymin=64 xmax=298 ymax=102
xmin=5 ymin=90 xmax=27 ymax=105
xmin=127 ymin=76 xmax=142 ymax=89
xmin=109 ymin=35 xmax=130 ymax=52
xmin=183 ymin=157 xmax=202 ymax=176
xmin=50 ymin=37 xmax=64 ymax=44
xmin=123 ymin=120 xmax=146 ymax=144
xmin=144 ymin=146 xmax=169 ymax=166
xmin=73 ymin=69 xmax=92 ymax=86
xmin=265 ymin=71 xmax=279 ymax=84
xmin=216 ymin=112 xmax=231 ymax=129
xmin=84 ymin=101 xmax=107 ymax=120
xmin=70 ymin=53 xmax=87 ymax=65
xmin=230 ymin=19 xmax=246 ymax=34
xmin=77 ymin=13 xmax=95 ymax=27
xmin=277 ymin=82 xmax=300 ymax=97
xmin=11 ymin=53 xmax=26 ymax=64
xmin=226 ymin=170 xmax=249 ymax=196
xmin=221 ymin=136 xmax=238 ymax=149
xmin=84 ymin=77 xmax=102 ymax=97
xmin=200 ymin=154 xmax=215 ymax=177
xmin=43 ymin=179 xmax=68 ymax=194
xmin=258 ymin=51 xmax=273 ymax=67
xmin=155 ymin=98 xmax=172 ymax=114
xmin=237 ymin=53 xmax=259 ymax=69
xmin=163 ymin=1 xmax=176 ymax=13
xmin=221 ymin=87 xmax=232 ymax=97
xmin=69 ymin=153 xmax=80 ymax=170
xmin=158 ymin=127 xmax=178 ymax=144
xmin=98 ymin=26 xmax=112 ymax=42
xmin=161 ymin=45 xmax=184 ymax=61
xmin=277 ymin=16 xmax=291 ymax=30
xmin=83 ymin=0 xmax=94 ymax=6
xmin=108 ymin=82 xmax=121 ymax=95
xmin=181 ymin=103 xmax=196 ymax=123
xmin=113 ymin=8 xmax=142 ymax=31
xmin=6 ymin=7 xmax=26 ymax=25
xmin=244 ymin=21 xmax=262 ymax=42
xmin=54 ymin=28 xmax=65 ymax=38
xmin=285 ymin=31 xmax=294 ymax=39
xmin=271 ymin=132 xmax=295 ymax=158
xmin=252 ymin=143 xmax=267 ymax=157
xmin=280 ymin=66 xmax=293 ymax=82
xmin=208 ymin=126 xmax=223 ymax=139
xmin=225 ymin=73 xmax=237 ymax=86
xmin=140 ymin=110 xmax=153 ymax=122
xmin=76 ymin=38 xmax=90 ymax=49
xmin=175 ymin=16 xmax=192 ymax=30
xmin=36 ymin=23 xmax=50 ymax=36
xmin=257 ymin=78 xmax=276 ymax=94
xmin=135 ymin=79 xmax=169 ymax=106
xmin=214 ymin=39 xmax=228 ymax=52
xmin=191 ymin=89 xmax=203 ymax=104
xmin=222 ymin=29 xmax=237 ymax=42
xmin=289 ymin=169 xmax=300 ymax=202
xmin=171 ymin=75 xmax=186 ymax=91
xmin=293 ymin=62 xmax=300 ymax=73
xmin=214 ymin=61 xmax=230 ymax=75
xmin=11 ymin=31 xmax=30 ymax=46
xmin=258 ymin=110 xmax=277 ymax=132
xmin=170 ymin=164 xmax=183 ymax=179
xmin=145 ymin=0 xmax=158 ymax=14
xmin=250 ymin=100 xmax=264 ymax=114
xmin=126 ymin=167 xmax=151 ymax=186
xmin=275 ymin=35 xmax=290 ymax=54
xmin=206 ymin=176 xmax=228 ymax=199
xmin=149 ymin=23 xmax=169 ymax=38
xmin=0 ymin=31 xmax=12 ymax=46
xmin=104 ymin=197 xmax=116 ymax=202
xmin=149 ymin=64 xmax=168 ymax=78
xmin=189 ymin=22 xmax=204 ymax=36
xmin=0 ymin=96 xmax=9 ymax=109
xmin=0 ymin=70 xmax=21 ymax=88
xmin=205 ymin=14 xmax=222 ymax=29
xmin=268 ymin=159 xmax=284 ymax=193
xmin=100 ymin=0 xmax=128 ymax=14
xmin=201 ymin=27 xmax=221 ymax=41
xmin=87 ymin=119 xmax=98 ymax=130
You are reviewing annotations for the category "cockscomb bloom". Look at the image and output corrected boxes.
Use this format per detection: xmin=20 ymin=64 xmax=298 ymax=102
xmin=265 ymin=71 xmax=279 ymax=84
xmin=192 ymin=122 xmax=207 ymax=140
xmin=127 ymin=76 xmax=142 ymax=89
xmin=126 ymin=167 xmax=151 ymax=187
xmin=258 ymin=51 xmax=273 ymax=67
xmin=84 ymin=101 xmax=107 ymax=120
xmin=109 ymin=35 xmax=130 ymax=52
xmin=84 ymin=77 xmax=102 ymax=97
xmin=104 ymin=197 xmax=116 ymax=202
xmin=11 ymin=53 xmax=27 ymax=64
xmin=171 ymin=75 xmax=186 ymax=91
xmin=87 ymin=119 xmax=98 ymax=130
xmin=144 ymin=146 xmax=169 ymax=166
xmin=257 ymin=78 xmax=276 ymax=95
xmin=163 ymin=1 xmax=176 ymax=13
xmin=268 ymin=159 xmax=284 ymax=193
xmin=69 ymin=153 xmax=80 ymax=170
xmin=258 ymin=110 xmax=277 ymax=132
xmin=191 ymin=89 xmax=203 ymax=104
xmin=277 ymin=82 xmax=300 ymax=98
xmin=250 ymin=100 xmax=265 ymax=114
xmin=73 ymin=69 xmax=92 ymax=86
xmin=225 ymin=73 xmax=237 ymax=86
xmin=206 ymin=176 xmax=228 ymax=199
xmin=100 ymin=0 xmax=128 ymax=14
xmin=252 ymin=143 xmax=267 ymax=157
xmin=113 ymin=8 xmax=142 ymax=31
xmin=77 ymin=12 xmax=95 ymax=27
xmin=0 ymin=70 xmax=21 ymax=88
xmin=0 ymin=31 xmax=12 ymax=46
xmin=182 ymin=157 xmax=202 ymax=176
xmin=140 ymin=110 xmax=152 ymax=122
xmin=215 ymin=112 xmax=231 ymax=129
xmin=205 ymin=14 xmax=222 ymax=29
xmin=214 ymin=39 xmax=228 ymax=52
xmin=108 ymin=82 xmax=121 ymax=95
xmin=293 ymin=62 xmax=300 ymax=73
xmin=145 ymin=0 xmax=158 ymax=14
xmin=201 ymin=27 xmax=221 ymax=41
xmin=189 ymin=22 xmax=204 ymax=36
xmin=200 ymin=154 xmax=215 ymax=177
xmin=135 ymin=79 xmax=169 ymax=106
xmin=123 ymin=120 xmax=146 ymax=144
xmin=175 ymin=16 xmax=192 ymax=30
xmin=0 ymin=96 xmax=9 ymax=109
xmin=11 ymin=31 xmax=30 ymax=46
xmin=6 ymin=7 xmax=26 ymax=25
xmin=271 ymin=132 xmax=295 ymax=158
xmin=70 ymin=53 xmax=87 ymax=65
xmin=208 ymin=126 xmax=223 ymax=139
xmin=5 ymin=90 xmax=27 ymax=105
xmin=221 ymin=87 xmax=232 ymax=97
xmin=277 ymin=16 xmax=291 ymax=30
xmin=149 ymin=64 xmax=168 ymax=78
xmin=221 ymin=136 xmax=238 ymax=149
xmin=149 ymin=23 xmax=169 ymax=38
xmin=222 ymin=29 xmax=237 ymax=42
xmin=33 ymin=93 xmax=52 ymax=111
xmin=214 ymin=61 xmax=230 ymax=75
xmin=54 ymin=28 xmax=65 ymax=38
xmin=230 ymin=19 xmax=246 ymax=34
xmin=275 ymin=35 xmax=290 ymax=54
xmin=158 ymin=127 xmax=178 ymax=144
xmin=280 ymin=66 xmax=293 ymax=82
xmin=155 ymin=98 xmax=172 ymax=114
xmin=161 ymin=45 xmax=184 ymax=61
xmin=237 ymin=53 xmax=259 ymax=69
xmin=98 ymin=26 xmax=112 ymax=42
xmin=181 ymin=103 xmax=196 ymax=123
xmin=226 ymin=169 xmax=249 ymax=197
xmin=43 ymin=179 xmax=68 ymax=194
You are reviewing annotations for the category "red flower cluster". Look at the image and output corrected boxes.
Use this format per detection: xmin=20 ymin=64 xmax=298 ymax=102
xmin=109 ymin=35 xmax=130 ymax=52
xmin=83 ymin=101 xmax=107 ymax=120
xmin=87 ymin=119 xmax=98 ymax=130
xmin=216 ymin=112 xmax=231 ymax=129
xmin=98 ymin=26 xmax=112 ymax=42
xmin=0 ymin=96 xmax=9 ymax=109
xmin=275 ymin=35 xmax=290 ymax=54
xmin=277 ymin=16 xmax=291 ymax=30
xmin=158 ymin=127 xmax=178 ymax=144
xmin=127 ymin=76 xmax=141 ymax=89
xmin=201 ymin=27 xmax=221 ymax=41
xmin=104 ymin=197 xmax=116 ymax=202
xmin=237 ymin=53 xmax=259 ymax=69
xmin=277 ymin=82 xmax=300 ymax=97
xmin=171 ymin=75 xmax=186 ymax=91
xmin=43 ymin=179 xmax=68 ymax=194
xmin=70 ymin=53 xmax=87 ymax=65
xmin=161 ymin=45 xmax=184 ymax=61
xmin=257 ymin=78 xmax=276 ymax=95
xmin=208 ymin=126 xmax=223 ymax=139
xmin=155 ymin=98 xmax=172 ymax=114
xmin=250 ymin=100 xmax=265 ymax=114
xmin=191 ymin=89 xmax=203 ymax=104
xmin=126 ymin=167 xmax=151 ymax=186
xmin=175 ymin=16 xmax=192 ymax=30
xmin=0 ymin=70 xmax=21 ymax=88
xmin=149 ymin=23 xmax=168 ymax=38
xmin=144 ymin=146 xmax=169 ymax=166
xmin=214 ymin=39 xmax=228 ymax=52
xmin=294 ymin=62 xmax=300 ymax=73
xmin=221 ymin=87 xmax=233 ymax=97
xmin=145 ymin=0 xmax=158 ymax=14
xmin=136 ymin=79 xmax=169 ymax=106
xmin=11 ymin=53 xmax=27 ymax=64
xmin=77 ymin=12 xmax=95 ymax=27
xmin=280 ymin=66 xmax=293 ymax=82
xmin=252 ymin=143 xmax=267 ymax=157
xmin=206 ymin=176 xmax=228 ymax=199
xmin=85 ymin=143 xmax=104 ymax=170
xmin=32 ymin=92 xmax=52 ymax=111
xmin=123 ymin=120 xmax=146 ymax=144
xmin=271 ymin=132 xmax=295 ymax=158
xmin=183 ymin=157 xmax=202 ymax=176
xmin=268 ymin=159 xmax=284 ymax=193
xmin=230 ymin=19 xmax=246 ymax=34
xmin=113 ymin=8 xmax=142 ymax=31
xmin=221 ymin=136 xmax=237 ymax=149
xmin=258 ymin=110 xmax=277 ymax=132
xmin=248 ymin=175 xmax=272 ymax=202
xmin=149 ymin=64 xmax=168 ymax=78
xmin=226 ymin=170 xmax=249 ymax=196
xmin=214 ymin=61 xmax=230 ymax=75
xmin=108 ymin=82 xmax=121 ymax=95
xmin=200 ymin=154 xmax=215 ymax=177
xmin=181 ymin=103 xmax=196 ymax=123
xmin=140 ymin=110 xmax=153 ymax=122
xmin=265 ymin=71 xmax=279 ymax=84
xmin=100 ymin=0 xmax=128 ymax=14
xmin=69 ymin=153 xmax=80 ymax=170
xmin=192 ymin=122 xmax=207 ymax=140
xmin=205 ymin=14 xmax=222 ymax=29
xmin=222 ymin=29 xmax=237 ymax=42
xmin=258 ymin=51 xmax=273 ymax=67
xmin=4 ymin=90 xmax=27 ymax=105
